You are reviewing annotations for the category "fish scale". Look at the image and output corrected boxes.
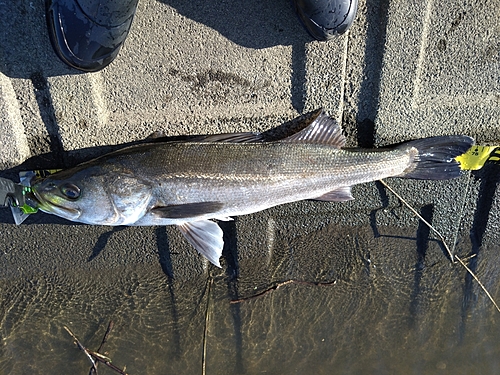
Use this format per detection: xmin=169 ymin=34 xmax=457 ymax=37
xmin=122 ymin=143 xmax=406 ymax=222
xmin=30 ymin=111 xmax=474 ymax=267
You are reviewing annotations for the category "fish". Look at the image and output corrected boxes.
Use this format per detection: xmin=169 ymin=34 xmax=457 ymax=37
xmin=31 ymin=110 xmax=474 ymax=267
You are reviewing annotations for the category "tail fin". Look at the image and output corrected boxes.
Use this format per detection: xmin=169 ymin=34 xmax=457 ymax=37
xmin=399 ymin=136 xmax=474 ymax=180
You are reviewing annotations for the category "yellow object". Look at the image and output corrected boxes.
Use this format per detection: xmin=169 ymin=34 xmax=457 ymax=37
xmin=34 ymin=169 xmax=62 ymax=179
xmin=456 ymin=146 xmax=500 ymax=170
xmin=489 ymin=147 xmax=500 ymax=163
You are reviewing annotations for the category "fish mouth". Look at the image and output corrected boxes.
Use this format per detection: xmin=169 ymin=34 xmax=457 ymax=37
xmin=32 ymin=189 xmax=81 ymax=220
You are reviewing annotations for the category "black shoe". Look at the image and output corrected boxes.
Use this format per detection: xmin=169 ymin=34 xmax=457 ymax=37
xmin=46 ymin=0 xmax=139 ymax=72
xmin=294 ymin=0 xmax=358 ymax=40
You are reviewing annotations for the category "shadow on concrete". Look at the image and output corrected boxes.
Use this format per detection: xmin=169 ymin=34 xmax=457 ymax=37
xmin=156 ymin=0 xmax=310 ymax=49
xmin=87 ymin=226 xmax=128 ymax=261
xmin=460 ymin=162 xmax=500 ymax=340
xmin=291 ymin=42 xmax=308 ymax=113
xmin=369 ymin=181 xmax=390 ymax=238
xmin=157 ymin=226 xmax=175 ymax=279
xmin=29 ymin=72 xmax=68 ymax=167
xmin=344 ymin=0 xmax=390 ymax=148
xmin=0 ymin=1 xmax=76 ymax=79
xmin=409 ymin=204 xmax=433 ymax=325
xmin=220 ymin=220 xmax=244 ymax=373
xmin=155 ymin=226 xmax=182 ymax=358
xmin=156 ymin=0 xmax=312 ymax=112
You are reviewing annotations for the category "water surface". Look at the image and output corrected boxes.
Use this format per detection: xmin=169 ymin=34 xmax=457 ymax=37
xmin=1 ymin=224 xmax=498 ymax=374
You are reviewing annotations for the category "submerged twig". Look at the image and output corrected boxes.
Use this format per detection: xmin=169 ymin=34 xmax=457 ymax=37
xmin=89 ymin=321 xmax=114 ymax=375
xmin=379 ymin=179 xmax=500 ymax=313
xmin=202 ymin=277 xmax=214 ymax=375
xmin=455 ymin=255 xmax=500 ymax=313
xmin=64 ymin=324 xmax=129 ymax=375
xmin=97 ymin=321 xmax=114 ymax=353
xmin=86 ymin=349 xmax=128 ymax=375
xmin=64 ymin=326 xmax=97 ymax=373
xmin=230 ymin=279 xmax=337 ymax=304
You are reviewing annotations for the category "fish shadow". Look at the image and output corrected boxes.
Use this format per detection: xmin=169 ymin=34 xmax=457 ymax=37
xmin=87 ymin=226 xmax=129 ymax=262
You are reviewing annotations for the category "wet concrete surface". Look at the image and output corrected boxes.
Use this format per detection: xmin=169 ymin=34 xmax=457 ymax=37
xmin=0 ymin=221 xmax=499 ymax=374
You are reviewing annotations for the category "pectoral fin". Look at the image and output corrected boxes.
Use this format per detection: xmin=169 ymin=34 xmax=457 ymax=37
xmin=177 ymin=220 xmax=224 ymax=267
xmin=152 ymin=202 xmax=224 ymax=219
xmin=313 ymin=186 xmax=354 ymax=202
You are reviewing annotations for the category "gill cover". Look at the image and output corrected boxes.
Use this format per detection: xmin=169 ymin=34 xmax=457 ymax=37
xmin=33 ymin=171 xmax=153 ymax=226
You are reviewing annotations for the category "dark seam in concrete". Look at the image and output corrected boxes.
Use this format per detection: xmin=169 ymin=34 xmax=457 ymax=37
xmin=220 ymin=219 xmax=245 ymax=373
xmin=156 ymin=226 xmax=182 ymax=358
xmin=291 ymin=42 xmax=307 ymax=113
xmin=29 ymin=72 xmax=67 ymax=167
xmin=409 ymin=204 xmax=433 ymax=326
xmin=356 ymin=0 xmax=390 ymax=148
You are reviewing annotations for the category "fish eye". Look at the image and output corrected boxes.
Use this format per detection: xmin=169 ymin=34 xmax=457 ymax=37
xmin=60 ymin=183 xmax=81 ymax=200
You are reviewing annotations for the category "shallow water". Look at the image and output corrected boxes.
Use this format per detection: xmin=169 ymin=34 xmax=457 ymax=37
xmin=0 ymin=224 xmax=499 ymax=375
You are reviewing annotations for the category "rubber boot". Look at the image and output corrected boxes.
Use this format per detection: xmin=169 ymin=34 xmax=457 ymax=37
xmin=46 ymin=0 xmax=139 ymax=72
xmin=294 ymin=0 xmax=358 ymax=40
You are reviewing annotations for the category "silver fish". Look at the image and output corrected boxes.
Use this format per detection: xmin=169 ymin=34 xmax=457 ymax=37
xmin=32 ymin=111 xmax=474 ymax=267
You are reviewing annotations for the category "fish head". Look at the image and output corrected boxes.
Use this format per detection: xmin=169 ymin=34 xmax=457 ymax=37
xmin=32 ymin=165 xmax=152 ymax=225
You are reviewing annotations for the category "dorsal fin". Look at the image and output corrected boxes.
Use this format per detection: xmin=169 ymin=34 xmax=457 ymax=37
xmin=198 ymin=132 xmax=263 ymax=143
xmin=280 ymin=110 xmax=346 ymax=148
xmin=145 ymin=131 xmax=263 ymax=143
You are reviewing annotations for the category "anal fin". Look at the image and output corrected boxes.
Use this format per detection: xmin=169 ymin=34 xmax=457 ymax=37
xmin=313 ymin=186 xmax=354 ymax=202
xmin=177 ymin=220 xmax=224 ymax=267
